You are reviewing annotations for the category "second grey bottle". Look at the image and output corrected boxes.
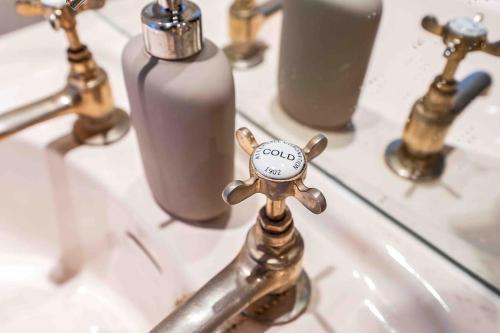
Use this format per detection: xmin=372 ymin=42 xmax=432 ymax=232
xmin=278 ymin=0 xmax=382 ymax=129
xmin=122 ymin=0 xmax=235 ymax=222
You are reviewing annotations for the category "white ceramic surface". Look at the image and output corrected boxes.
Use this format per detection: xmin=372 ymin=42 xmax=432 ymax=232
xmin=0 ymin=2 xmax=498 ymax=332
xmin=94 ymin=0 xmax=500 ymax=288
xmin=0 ymin=139 xmax=182 ymax=332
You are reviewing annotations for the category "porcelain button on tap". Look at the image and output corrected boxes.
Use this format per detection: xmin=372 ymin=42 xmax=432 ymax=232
xmin=448 ymin=16 xmax=486 ymax=38
xmin=252 ymin=140 xmax=305 ymax=180
xmin=41 ymin=0 xmax=66 ymax=8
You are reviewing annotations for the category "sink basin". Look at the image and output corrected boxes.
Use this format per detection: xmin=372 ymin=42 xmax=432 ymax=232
xmin=94 ymin=0 xmax=500 ymax=290
xmin=0 ymin=122 xmax=498 ymax=332
xmin=0 ymin=139 xmax=183 ymax=332
xmin=0 ymin=6 xmax=497 ymax=332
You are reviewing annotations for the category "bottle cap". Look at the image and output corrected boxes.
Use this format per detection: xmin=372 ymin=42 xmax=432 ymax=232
xmin=141 ymin=0 xmax=203 ymax=60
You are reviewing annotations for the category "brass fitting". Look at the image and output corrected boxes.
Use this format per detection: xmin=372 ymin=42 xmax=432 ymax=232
xmin=224 ymin=0 xmax=283 ymax=69
xmin=229 ymin=0 xmax=264 ymax=44
xmin=0 ymin=0 xmax=129 ymax=145
xmin=223 ymin=128 xmax=328 ymax=321
xmin=386 ymin=15 xmax=499 ymax=181
xmin=150 ymin=128 xmax=327 ymax=332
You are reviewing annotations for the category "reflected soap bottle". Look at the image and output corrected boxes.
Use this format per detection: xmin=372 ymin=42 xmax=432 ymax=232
xmin=278 ymin=0 xmax=382 ymax=129
xmin=122 ymin=0 xmax=235 ymax=222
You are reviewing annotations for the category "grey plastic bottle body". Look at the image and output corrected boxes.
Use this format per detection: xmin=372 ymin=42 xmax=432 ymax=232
xmin=278 ymin=0 xmax=382 ymax=129
xmin=122 ymin=36 xmax=235 ymax=221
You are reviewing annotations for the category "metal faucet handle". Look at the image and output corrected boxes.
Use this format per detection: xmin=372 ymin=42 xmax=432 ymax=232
xmin=223 ymin=127 xmax=327 ymax=216
xmin=67 ymin=0 xmax=105 ymax=10
xmin=422 ymin=14 xmax=500 ymax=58
xmin=16 ymin=0 xmax=104 ymax=16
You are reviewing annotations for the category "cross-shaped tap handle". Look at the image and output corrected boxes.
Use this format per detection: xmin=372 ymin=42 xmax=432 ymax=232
xmin=422 ymin=14 xmax=500 ymax=58
xmin=16 ymin=0 xmax=104 ymax=17
xmin=16 ymin=0 xmax=105 ymax=47
xmin=223 ymin=127 xmax=327 ymax=220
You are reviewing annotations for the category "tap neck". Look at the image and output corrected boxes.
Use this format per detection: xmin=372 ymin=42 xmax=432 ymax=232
xmin=67 ymin=45 xmax=100 ymax=79
xmin=253 ymin=206 xmax=298 ymax=254
xmin=265 ymin=198 xmax=286 ymax=220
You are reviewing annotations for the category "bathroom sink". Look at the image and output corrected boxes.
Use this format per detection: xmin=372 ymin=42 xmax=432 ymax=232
xmin=0 ymin=5 xmax=497 ymax=333
xmin=0 ymin=121 xmax=497 ymax=332
xmin=0 ymin=138 xmax=182 ymax=332
xmin=94 ymin=0 xmax=500 ymax=290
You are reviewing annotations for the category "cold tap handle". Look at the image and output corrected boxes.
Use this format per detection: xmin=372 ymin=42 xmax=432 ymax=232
xmin=223 ymin=127 xmax=327 ymax=216
xmin=236 ymin=127 xmax=258 ymax=155
xmin=303 ymin=134 xmax=328 ymax=162
xmin=421 ymin=15 xmax=444 ymax=36
xmin=68 ymin=0 xmax=105 ymax=10
xmin=16 ymin=0 xmax=104 ymax=16
xmin=483 ymin=40 xmax=500 ymax=57
xmin=421 ymin=14 xmax=500 ymax=80
xmin=423 ymin=14 xmax=500 ymax=57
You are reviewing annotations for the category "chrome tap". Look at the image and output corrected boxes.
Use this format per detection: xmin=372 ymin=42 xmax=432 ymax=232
xmin=0 ymin=0 xmax=129 ymax=145
xmin=385 ymin=14 xmax=500 ymax=181
xmin=223 ymin=0 xmax=283 ymax=69
xmin=150 ymin=127 xmax=328 ymax=333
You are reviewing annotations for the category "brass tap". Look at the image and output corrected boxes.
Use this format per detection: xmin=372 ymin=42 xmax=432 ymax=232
xmin=0 ymin=0 xmax=129 ymax=145
xmin=385 ymin=14 xmax=499 ymax=181
xmin=150 ymin=127 xmax=327 ymax=333
xmin=223 ymin=0 xmax=283 ymax=69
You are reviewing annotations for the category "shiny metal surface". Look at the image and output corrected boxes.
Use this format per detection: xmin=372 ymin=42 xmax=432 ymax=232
xmin=141 ymin=0 xmax=203 ymax=60
xmin=157 ymin=0 xmax=181 ymax=10
xmin=150 ymin=128 xmax=327 ymax=333
xmin=385 ymin=15 xmax=499 ymax=181
xmin=224 ymin=0 xmax=283 ymax=69
xmin=0 ymin=0 xmax=129 ymax=144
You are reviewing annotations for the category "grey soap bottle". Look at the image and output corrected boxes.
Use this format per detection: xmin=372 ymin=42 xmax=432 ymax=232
xmin=278 ymin=0 xmax=382 ymax=130
xmin=122 ymin=0 xmax=235 ymax=222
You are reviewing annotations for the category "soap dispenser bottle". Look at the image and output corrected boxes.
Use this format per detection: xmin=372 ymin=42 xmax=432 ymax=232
xmin=122 ymin=0 xmax=236 ymax=222
xmin=278 ymin=0 xmax=382 ymax=129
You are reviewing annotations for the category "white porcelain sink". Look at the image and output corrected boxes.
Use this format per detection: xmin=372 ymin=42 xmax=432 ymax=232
xmin=0 ymin=138 xmax=183 ymax=332
xmin=93 ymin=0 xmax=500 ymax=289
xmin=0 ymin=3 xmax=498 ymax=332
xmin=0 ymin=124 xmax=498 ymax=332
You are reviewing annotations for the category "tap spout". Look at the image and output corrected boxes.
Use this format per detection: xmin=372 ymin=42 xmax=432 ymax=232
xmin=151 ymin=208 xmax=305 ymax=333
xmin=0 ymin=87 xmax=78 ymax=140
xmin=151 ymin=252 xmax=275 ymax=333
xmin=454 ymin=71 xmax=492 ymax=114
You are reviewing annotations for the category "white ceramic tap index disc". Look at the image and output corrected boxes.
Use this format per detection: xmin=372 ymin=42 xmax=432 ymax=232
xmin=252 ymin=140 xmax=305 ymax=180
xmin=41 ymin=0 xmax=67 ymax=8
xmin=448 ymin=17 xmax=487 ymax=38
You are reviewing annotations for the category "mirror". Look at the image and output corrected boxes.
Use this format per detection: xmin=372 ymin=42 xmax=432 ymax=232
xmin=232 ymin=0 xmax=500 ymax=292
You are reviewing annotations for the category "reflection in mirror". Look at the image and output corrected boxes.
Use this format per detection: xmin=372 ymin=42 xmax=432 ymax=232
xmin=233 ymin=0 xmax=500 ymax=293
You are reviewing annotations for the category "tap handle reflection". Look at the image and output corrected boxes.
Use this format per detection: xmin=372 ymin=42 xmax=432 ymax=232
xmin=223 ymin=127 xmax=327 ymax=216
xmin=421 ymin=15 xmax=444 ymax=36
xmin=422 ymin=14 xmax=500 ymax=58
xmin=16 ymin=0 xmax=104 ymax=16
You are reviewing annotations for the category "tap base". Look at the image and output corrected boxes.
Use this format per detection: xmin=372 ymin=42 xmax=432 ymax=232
xmin=385 ymin=139 xmax=445 ymax=182
xmin=73 ymin=108 xmax=130 ymax=145
xmin=242 ymin=270 xmax=311 ymax=325
xmin=223 ymin=41 xmax=267 ymax=70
